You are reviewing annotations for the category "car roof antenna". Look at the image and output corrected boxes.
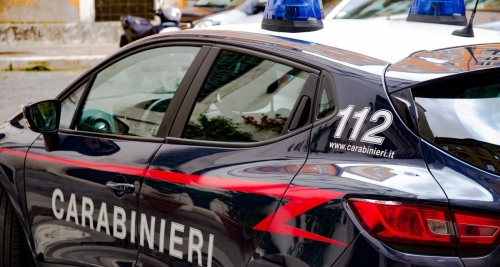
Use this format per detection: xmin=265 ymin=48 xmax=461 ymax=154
xmin=452 ymin=0 xmax=479 ymax=37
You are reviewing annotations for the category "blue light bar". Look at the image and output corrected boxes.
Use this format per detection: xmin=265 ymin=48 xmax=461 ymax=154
xmin=407 ymin=0 xmax=467 ymax=25
xmin=261 ymin=0 xmax=323 ymax=32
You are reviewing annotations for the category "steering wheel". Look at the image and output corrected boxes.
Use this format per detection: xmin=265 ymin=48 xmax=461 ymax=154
xmin=93 ymin=119 xmax=111 ymax=133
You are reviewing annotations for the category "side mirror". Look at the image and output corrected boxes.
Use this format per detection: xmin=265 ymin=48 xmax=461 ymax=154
xmin=23 ymin=100 xmax=61 ymax=133
xmin=23 ymin=100 xmax=61 ymax=151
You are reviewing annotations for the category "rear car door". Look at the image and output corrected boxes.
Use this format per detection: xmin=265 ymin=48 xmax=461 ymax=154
xmin=24 ymin=43 xmax=209 ymax=266
xmin=135 ymin=45 xmax=320 ymax=267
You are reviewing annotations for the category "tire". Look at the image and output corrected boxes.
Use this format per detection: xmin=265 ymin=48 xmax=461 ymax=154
xmin=0 ymin=184 xmax=22 ymax=267
xmin=119 ymin=34 xmax=128 ymax=47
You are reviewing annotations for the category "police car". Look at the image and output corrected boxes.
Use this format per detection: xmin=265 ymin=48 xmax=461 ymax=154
xmin=1 ymin=0 xmax=500 ymax=265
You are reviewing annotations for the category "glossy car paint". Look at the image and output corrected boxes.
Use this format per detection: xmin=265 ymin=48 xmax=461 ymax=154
xmin=0 ymin=25 xmax=499 ymax=267
xmin=386 ymin=44 xmax=500 ymax=91
xmin=422 ymin=140 xmax=500 ymax=263
xmin=0 ymin=114 xmax=42 ymax=266
xmin=285 ymin=66 xmax=455 ymax=267
xmin=137 ymin=131 xmax=316 ymax=267
xmin=24 ymin=133 xmax=162 ymax=265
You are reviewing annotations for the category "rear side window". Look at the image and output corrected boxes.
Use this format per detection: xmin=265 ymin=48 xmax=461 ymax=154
xmin=182 ymin=50 xmax=310 ymax=143
xmin=413 ymin=73 xmax=500 ymax=174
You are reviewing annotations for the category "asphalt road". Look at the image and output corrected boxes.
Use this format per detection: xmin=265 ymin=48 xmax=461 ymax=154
xmin=0 ymin=70 xmax=86 ymax=122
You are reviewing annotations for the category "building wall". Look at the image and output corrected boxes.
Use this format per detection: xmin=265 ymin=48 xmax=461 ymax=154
xmin=0 ymin=0 xmax=82 ymax=23
xmin=94 ymin=0 xmax=154 ymax=21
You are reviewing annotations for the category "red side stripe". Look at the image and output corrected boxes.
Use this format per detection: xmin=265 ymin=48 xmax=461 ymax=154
xmin=146 ymin=169 xmax=347 ymax=246
xmin=145 ymin=169 xmax=289 ymax=197
xmin=0 ymin=148 xmax=347 ymax=246
xmin=0 ymin=148 xmax=147 ymax=177
xmin=254 ymin=185 xmax=346 ymax=246
xmin=0 ymin=148 xmax=26 ymax=158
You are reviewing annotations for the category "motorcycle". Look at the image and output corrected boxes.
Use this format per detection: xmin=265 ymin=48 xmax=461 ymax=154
xmin=119 ymin=0 xmax=182 ymax=47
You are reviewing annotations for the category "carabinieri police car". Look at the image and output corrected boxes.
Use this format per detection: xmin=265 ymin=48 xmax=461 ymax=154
xmin=1 ymin=0 xmax=500 ymax=265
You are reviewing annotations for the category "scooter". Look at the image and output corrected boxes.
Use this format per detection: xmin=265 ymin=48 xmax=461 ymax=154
xmin=119 ymin=0 xmax=182 ymax=47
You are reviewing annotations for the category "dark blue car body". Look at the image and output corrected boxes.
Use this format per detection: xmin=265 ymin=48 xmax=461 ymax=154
xmin=1 ymin=28 xmax=500 ymax=267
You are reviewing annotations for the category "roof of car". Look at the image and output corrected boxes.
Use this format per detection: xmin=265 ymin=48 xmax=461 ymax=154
xmin=202 ymin=19 xmax=500 ymax=64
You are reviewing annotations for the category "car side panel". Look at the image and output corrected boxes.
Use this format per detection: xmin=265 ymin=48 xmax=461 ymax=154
xmin=136 ymin=130 xmax=312 ymax=267
xmin=247 ymin=68 xmax=450 ymax=267
xmin=423 ymin=141 xmax=500 ymax=213
xmin=422 ymin=141 xmax=500 ymax=266
xmin=24 ymin=133 xmax=162 ymax=266
xmin=0 ymin=116 xmax=42 ymax=265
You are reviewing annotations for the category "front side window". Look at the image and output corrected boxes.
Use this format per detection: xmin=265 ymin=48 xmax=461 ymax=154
xmin=77 ymin=46 xmax=200 ymax=137
xmin=414 ymin=73 xmax=500 ymax=174
xmin=182 ymin=50 xmax=309 ymax=143
xmin=60 ymin=82 xmax=86 ymax=128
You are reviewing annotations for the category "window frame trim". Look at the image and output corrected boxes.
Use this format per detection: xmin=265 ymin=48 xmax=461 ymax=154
xmin=55 ymin=77 xmax=92 ymax=129
xmin=166 ymin=124 xmax=313 ymax=148
xmin=69 ymin=74 xmax=95 ymax=130
xmin=168 ymin=44 xmax=321 ymax=148
xmin=168 ymin=47 xmax=222 ymax=138
xmin=59 ymin=128 xmax=165 ymax=143
xmin=283 ymin=73 xmax=319 ymax=133
xmin=212 ymin=44 xmax=320 ymax=75
xmin=313 ymin=70 xmax=339 ymax=126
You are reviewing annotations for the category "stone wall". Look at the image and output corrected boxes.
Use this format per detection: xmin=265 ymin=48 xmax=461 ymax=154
xmin=0 ymin=22 xmax=123 ymax=44
xmin=0 ymin=0 xmax=80 ymax=23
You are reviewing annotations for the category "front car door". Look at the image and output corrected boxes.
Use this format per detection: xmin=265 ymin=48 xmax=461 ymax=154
xmin=24 ymin=43 xmax=209 ymax=266
xmin=135 ymin=45 xmax=320 ymax=267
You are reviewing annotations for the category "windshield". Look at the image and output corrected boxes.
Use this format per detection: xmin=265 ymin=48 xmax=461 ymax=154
xmin=466 ymin=0 xmax=500 ymax=10
xmin=194 ymin=0 xmax=241 ymax=7
xmin=195 ymin=0 xmax=339 ymax=12
xmin=332 ymin=0 xmax=499 ymax=19
xmin=333 ymin=0 xmax=412 ymax=19
xmin=323 ymin=0 xmax=343 ymax=14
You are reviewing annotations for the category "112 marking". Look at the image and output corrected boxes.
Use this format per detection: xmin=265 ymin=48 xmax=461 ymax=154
xmin=334 ymin=105 xmax=393 ymax=145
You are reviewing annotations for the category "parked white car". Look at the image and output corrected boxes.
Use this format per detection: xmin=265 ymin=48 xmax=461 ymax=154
xmin=208 ymin=0 xmax=500 ymax=31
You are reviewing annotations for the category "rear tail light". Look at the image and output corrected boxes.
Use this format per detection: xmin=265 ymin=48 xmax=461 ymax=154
xmin=454 ymin=212 xmax=500 ymax=247
xmin=348 ymin=198 xmax=500 ymax=248
xmin=348 ymin=198 xmax=454 ymax=246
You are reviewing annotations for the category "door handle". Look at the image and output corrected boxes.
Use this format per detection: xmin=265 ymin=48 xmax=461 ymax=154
xmin=106 ymin=181 xmax=135 ymax=194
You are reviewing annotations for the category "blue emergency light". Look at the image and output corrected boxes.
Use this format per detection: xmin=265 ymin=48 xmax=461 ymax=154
xmin=407 ymin=0 xmax=467 ymax=25
xmin=261 ymin=0 xmax=323 ymax=32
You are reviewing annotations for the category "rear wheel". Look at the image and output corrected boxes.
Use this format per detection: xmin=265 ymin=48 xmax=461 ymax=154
xmin=0 ymin=184 xmax=22 ymax=267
